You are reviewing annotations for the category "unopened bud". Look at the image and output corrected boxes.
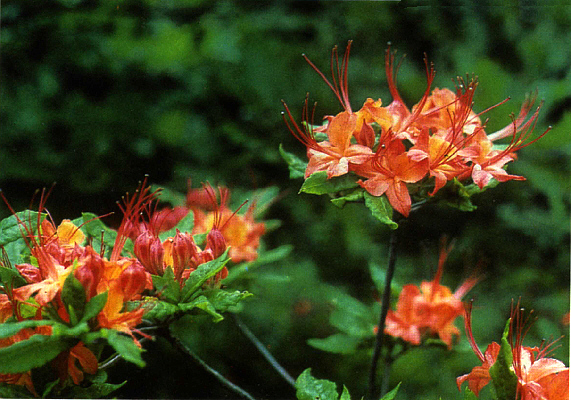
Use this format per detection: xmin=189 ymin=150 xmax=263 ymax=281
xmin=171 ymin=230 xmax=198 ymax=281
xmin=119 ymin=261 xmax=148 ymax=301
xmin=206 ymin=229 xmax=226 ymax=259
xmin=75 ymin=249 xmax=104 ymax=300
xmin=134 ymin=231 xmax=164 ymax=276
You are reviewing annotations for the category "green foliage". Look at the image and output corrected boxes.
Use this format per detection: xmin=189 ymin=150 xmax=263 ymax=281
xmin=295 ymin=369 xmax=401 ymax=400
xmin=72 ymin=212 xmax=118 ymax=258
xmin=66 ymin=371 xmax=126 ymax=399
xmin=296 ymin=368 xmax=340 ymax=400
xmin=0 ymin=211 xmax=44 ymax=265
xmin=103 ymin=329 xmax=146 ymax=368
xmin=279 ymin=144 xmax=307 ymax=180
xmin=180 ymin=248 xmax=231 ymax=302
xmin=158 ymin=210 xmax=194 ymax=242
xmin=61 ymin=266 xmax=87 ymax=326
xmin=463 ymin=386 xmax=478 ymax=400
xmin=489 ymin=319 xmax=518 ymax=400
xmin=363 ymin=192 xmax=398 ymax=229
xmin=299 ymin=172 xmax=361 ymax=196
xmin=0 ymin=333 xmax=72 ymax=374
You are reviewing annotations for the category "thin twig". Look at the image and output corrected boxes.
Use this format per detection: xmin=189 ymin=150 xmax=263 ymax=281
xmin=379 ymin=341 xmax=395 ymax=397
xmin=367 ymin=227 xmax=399 ymax=400
xmin=168 ymin=332 xmax=257 ymax=400
xmin=233 ymin=314 xmax=296 ymax=388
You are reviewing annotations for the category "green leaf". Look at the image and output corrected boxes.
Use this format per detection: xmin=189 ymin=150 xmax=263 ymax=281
xmin=152 ymin=266 xmax=181 ymax=303
xmin=0 ymin=382 xmax=34 ymax=398
xmin=279 ymin=144 xmax=307 ymax=179
xmin=295 ymin=368 xmax=339 ymax=400
xmin=78 ymin=212 xmax=117 ymax=246
xmin=225 ymin=244 xmax=292 ymax=283
xmin=299 ymin=171 xmax=360 ymax=195
xmin=151 ymin=184 xmax=186 ymax=207
xmin=489 ymin=318 xmax=517 ymax=400
xmin=179 ymin=295 xmax=223 ymax=322
xmin=329 ymin=293 xmax=377 ymax=338
xmin=363 ymin=192 xmax=398 ymax=229
xmin=330 ymin=188 xmax=364 ymax=208
xmin=379 ymin=382 xmax=401 ymax=400
xmin=0 ymin=334 xmax=72 ymax=374
xmin=61 ymin=266 xmax=86 ymax=325
xmin=80 ymin=291 xmax=108 ymax=323
xmin=180 ymin=248 xmax=230 ymax=303
xmin=462 ymin=385 xmax=478 ymax=400
xmin=203 ymin=289 xmax=253 ymax=313
xmin=136 ymin=297 xmax=180 ymax=322
xmin=339 ymin=386 xmax=351 ymax=400
xmin=158 ymin=210 xmax=194 ymax=242
xmin=0 ymin=320 xmax=56 ymax=340
xmin=0 ymin=211 xmax=44 ymax=265
xmin=307 ymin=333 xmax=361 ymax=354
xmin=0 ymin=266 xmax=26 ymax=287
xmin=103 ymin=329 xmax=145 ymax=368
xmin=67 ymin=370 xmax=126 ymax=398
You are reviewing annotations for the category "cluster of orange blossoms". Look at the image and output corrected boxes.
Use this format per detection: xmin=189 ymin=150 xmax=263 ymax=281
xmin=457 ymin=302 xmax=569 ymax=400
xmin=0 ymin=180 xmax=266 ymax=393
xmin=283 ymin=41 xmax=549 ymax=217
xmin=382 ymin=239 xmax=478 ymax=348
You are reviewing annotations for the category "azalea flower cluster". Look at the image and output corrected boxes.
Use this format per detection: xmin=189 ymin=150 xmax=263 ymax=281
xmin=0 ymin=179 xmax=267 ymax=395
xmin=382 ymin=239 xmax=478 ymax=348
xmin=457 ymin=302 xmax=569 ymax=400
xmin=0 ymin=193 xmax=150 ymax=394
xmin=135 ymin=181 xmax=266 ymax=268
xmin=283 ymin=41 xmax=549 ymax=217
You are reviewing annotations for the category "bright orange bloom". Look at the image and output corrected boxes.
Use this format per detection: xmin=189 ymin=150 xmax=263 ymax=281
xmin=284 ymin=43 xmax=549 ymax=215
xmin=384 ymin=239 xmax=478 ymax=347
xmin=189 ymin=184 xmax=265 ymax=263
xmin=282 ymin=42 xmax=374 ymax=179
xmin=52 ymin=341 xmax=98 ymax=385
xmin=356 ymin=140 xmax=428 ymax=217
xmin=457 ymin=302 xmax=569 ymax=399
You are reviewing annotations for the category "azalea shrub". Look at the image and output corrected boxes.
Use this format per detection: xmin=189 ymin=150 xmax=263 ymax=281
xmin=1 ymin=2 xmax=570 ymax=399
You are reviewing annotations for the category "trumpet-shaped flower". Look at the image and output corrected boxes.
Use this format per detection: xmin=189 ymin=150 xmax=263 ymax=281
xmin=457 ymin=302 xmax=569 ymax=399
xmin=384 ymin=239 xmax=478 ymax=347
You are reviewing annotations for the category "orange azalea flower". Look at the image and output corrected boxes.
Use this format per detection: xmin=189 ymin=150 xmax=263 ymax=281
xmin=282 ymin=42 xmax=374 ymax=179
xmin=284 ymin=43 xmax=549 ymax=215
xmin=52 ymin=341 xmax=98 ymax=385
xmin=457 ymin=302 xmax=569 ymax=399
xmin=356 ymin=140 xmax=428 ymax=217
xmin=189 ymin=184 xmax=265 ymax=263
xmin=384 ymin=239 xmax=477 ymax=347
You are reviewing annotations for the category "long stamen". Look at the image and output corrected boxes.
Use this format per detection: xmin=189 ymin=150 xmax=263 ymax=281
xmin=464 ymin=301 xmax=486 ymax=363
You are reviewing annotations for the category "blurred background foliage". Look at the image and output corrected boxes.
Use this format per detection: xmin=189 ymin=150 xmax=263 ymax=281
xmin=1 ymin=0 xmax=569 ymax=398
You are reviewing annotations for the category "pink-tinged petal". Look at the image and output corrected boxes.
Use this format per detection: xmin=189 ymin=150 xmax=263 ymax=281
xmin=327 ymin=111 xmax=357 ymax=152
xmin=385 ymin=310 xmax=422 ymax=345
xmin=536 ymin=368 xmax=568 ymax=400
xmin=357 ymin=177 xmax=390 ymax=197
xmin=385 ymin=181 xmax=412 ymax=217
xmin=457 ymin=365 xmax=492 ymax=397
xmin=525 ymin=358 xmax=569 ymax=383
xmin=327 ymin=156 xmax=349 ymax=178
xmin=471 ymin=164 xmax=493 ymax=189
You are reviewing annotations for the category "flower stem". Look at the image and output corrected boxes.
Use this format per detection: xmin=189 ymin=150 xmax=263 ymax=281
xmin=166 ymin=330 xmax=257 ymax=400
xmin=233 ymin=314 xmax=297 ymax=388
xmin=367 ymin=227 xmax=398 ymax=400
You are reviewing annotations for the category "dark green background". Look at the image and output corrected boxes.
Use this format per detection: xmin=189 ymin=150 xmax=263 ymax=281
xmin=1 ymin=0 xmax=569 ymax=398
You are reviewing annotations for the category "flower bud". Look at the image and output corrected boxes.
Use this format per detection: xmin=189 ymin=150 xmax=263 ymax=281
xmin=206 ymin=228 xmax=226 ymax=259
xmin=119 ymin=261 xmax=148 ymax=301
xmin=75 ymin=250 xmax=104 ymax=300
xmin=171 ymin=230 xmax=198 ymax=281
xmin=134 ymin=231 xmax=164 ymax=276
